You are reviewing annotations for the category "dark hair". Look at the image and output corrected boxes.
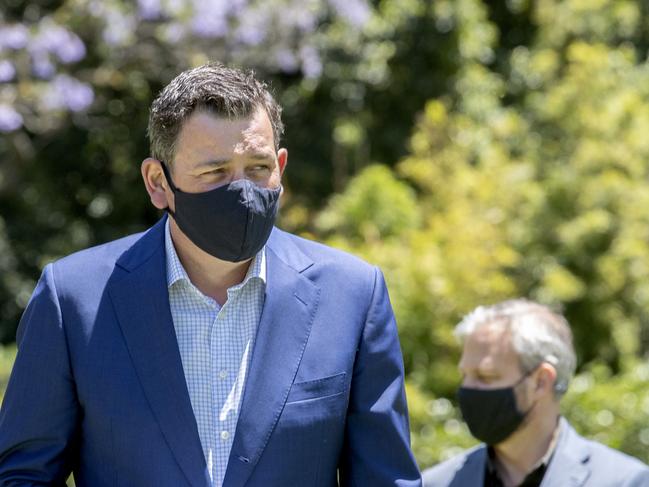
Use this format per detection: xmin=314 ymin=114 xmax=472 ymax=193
xmin=147 ymin=62 xmax=284 ymax=166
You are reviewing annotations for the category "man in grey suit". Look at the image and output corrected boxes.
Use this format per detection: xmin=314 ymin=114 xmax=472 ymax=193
xmin=422 ymin=299 xmax=649 ymax=487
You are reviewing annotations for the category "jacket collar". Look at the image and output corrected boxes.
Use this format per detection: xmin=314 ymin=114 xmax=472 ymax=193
xmin=540 ymin=417 xmax=591 ymax=486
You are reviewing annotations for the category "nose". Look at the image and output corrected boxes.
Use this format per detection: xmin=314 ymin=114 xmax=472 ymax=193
xmin=230 ymin=167 xmax=246 ymax=183
xmin=461 ymin=376 xmax=485 ymax=389
xmin=232 ymin=167 xmax=246 ymax=181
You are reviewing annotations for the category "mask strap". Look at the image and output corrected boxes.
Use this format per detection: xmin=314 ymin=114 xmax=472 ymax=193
xmin=514 ymin=364 xmax=543 ymax=418
xmin=515 ymin=363 xmax=543 ymax=387
xmin=514 ymin=370 xmax=531 ymax=387
xmin=159 ymin=161 xmax=177 ymax=217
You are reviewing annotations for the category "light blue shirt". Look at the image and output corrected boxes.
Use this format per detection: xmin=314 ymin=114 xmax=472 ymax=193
xmin=165 ymin=220 xmax=266 ymax=487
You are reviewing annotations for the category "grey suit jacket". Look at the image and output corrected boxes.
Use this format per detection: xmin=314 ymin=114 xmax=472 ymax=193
xmin=422 ymin=418 xmax=649 ymax=486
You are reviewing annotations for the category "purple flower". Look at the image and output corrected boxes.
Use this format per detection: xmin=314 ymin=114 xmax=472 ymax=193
xmin=276 ymin=49 xmax=298 ymax=72
xmin=191 ymin=0 xmax=229 ymax=38
xmin=188 ymin=0 xmax=253 ymax=38
xmin=162 ymin=23 xmax=186 ymax=43
xmin=292 ymin=8 xmax=319 ymax=33
xmin=31 ymin=53 xmax=55 ymax=79
xmin=228 ymin=0 xmax=248 ymax=13
xmin=64 ymin=81 xmax=94 ymax=111
xmin=0 ymin=104 xmax=23 ymax=132
xmin=53 ymin=31 xmax=86 ymax=64
xmin=102 ymin=11 xmax=136 ymax=46
xmin=235 ymin=9 xmax=268 ymax=46
xmin=0 ymin=60 xmax=16 ymax=82
xmin=41 ymin=75 xmax=94 ymax=112
xmin=31 ymin=21 xmax=86 ymax=64
xmin=191 ymin=14 xmax=228 ymax=38
xmin=328 ymin=0 xmax=370 ymax=28
xmin=300 ymin=45 xmax=322 ymax=79
xmin=138 ymin=0 xmax=162 ymax=20
xmin=235 ymin=24 xmax=266 ymax=46
xmin=0 ymin=24 xmax=29 ymax=50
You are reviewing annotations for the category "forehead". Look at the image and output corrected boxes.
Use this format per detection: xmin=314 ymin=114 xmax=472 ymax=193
xmin=174 ymin=107 xmax=275 ymax=162
xmin=461 ymin=322 xmax=520 ymax=372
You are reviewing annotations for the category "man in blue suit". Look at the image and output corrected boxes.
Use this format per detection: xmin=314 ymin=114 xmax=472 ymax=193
xmin=422 ymin=299 xmax=649 ymax=487
xmin=0 ymin=63 xmax=421 ymax=486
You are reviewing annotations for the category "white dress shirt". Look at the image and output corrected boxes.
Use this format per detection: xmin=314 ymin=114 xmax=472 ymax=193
xmin=165 ymin=219 xmax=266 ymax=486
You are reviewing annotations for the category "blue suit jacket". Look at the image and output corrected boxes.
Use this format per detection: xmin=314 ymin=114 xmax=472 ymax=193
xmin=0 ymin=217 xmax=421 ymax=486
xmin=422 ymin=418 xmax=649 ymax=487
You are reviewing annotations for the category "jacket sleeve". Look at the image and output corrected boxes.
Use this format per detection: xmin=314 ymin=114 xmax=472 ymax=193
xmin=338 ymin=266 xmax=422 ymax=487
xmin=0 ymin=264 xmax=80 ymax=485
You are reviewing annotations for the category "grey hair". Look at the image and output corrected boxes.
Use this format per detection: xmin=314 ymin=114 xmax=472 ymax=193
xmin=147 ymin=62 xmax=284 ymax=167
xmin=454 ymin=299 xmax=577 ymax=397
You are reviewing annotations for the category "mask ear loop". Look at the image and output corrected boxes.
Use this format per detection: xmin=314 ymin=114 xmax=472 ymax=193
xmin=159 ymin=161 xmax=178 ymax=217
xmin=514 ymin=364 xmax=544 ymax=419
xmin=514 ymin=366 xmax=536 ymax=386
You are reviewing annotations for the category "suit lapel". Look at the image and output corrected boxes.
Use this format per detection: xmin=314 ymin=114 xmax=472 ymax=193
xmin=540 ymin=418 xmax=591 ymax=486
xmin=108 ymin=218 xmax=209 ymax=487
xmin=223 ymin=231 xmax=320 ymax=487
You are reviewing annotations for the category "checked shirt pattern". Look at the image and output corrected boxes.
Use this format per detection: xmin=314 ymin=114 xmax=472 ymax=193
xmin=165 ymin=220 xmax=266 ymax=487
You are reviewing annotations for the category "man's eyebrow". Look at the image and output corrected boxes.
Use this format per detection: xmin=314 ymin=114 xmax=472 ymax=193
xmin=250 ymin=151 xmax=275 ymax=160
xmin=193 ymin=152 xmax=275 ymax=169
xmin=195 ymin=158 xmax=230 ymax=168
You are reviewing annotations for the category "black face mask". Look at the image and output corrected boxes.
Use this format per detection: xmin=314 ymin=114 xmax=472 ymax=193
xmin=457 ymin=371 xmax=534 ymax=445
xmin=161 ymin=163 xmax=281 ymax=262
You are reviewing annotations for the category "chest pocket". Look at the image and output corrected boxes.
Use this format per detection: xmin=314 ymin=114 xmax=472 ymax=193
xmin=286 ymin=372 xmax=347 ymax=403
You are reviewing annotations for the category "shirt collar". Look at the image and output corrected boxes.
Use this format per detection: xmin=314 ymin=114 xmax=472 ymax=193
xmin=532 ymin=419 xmax=561 ymax=469
xmin=164 ymin=218 xmax=266 ymax=290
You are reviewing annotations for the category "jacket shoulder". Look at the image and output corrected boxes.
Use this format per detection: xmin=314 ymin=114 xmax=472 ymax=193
xmin=52 ymin=231 xmax=145 ymax=277
xmin=272 ymin=228 xmax=374 ymax=273
xmin=585 ymin=438 xmax=649 ymax=478
xmin=46 ymin=221 xmax=160 ymax=303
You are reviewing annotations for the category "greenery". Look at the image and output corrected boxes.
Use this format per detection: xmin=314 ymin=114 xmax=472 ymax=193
xmin=2 ymin=0 xmax=649 ymax=470
xmin=0 ymin=345 xmax=15 ymax=404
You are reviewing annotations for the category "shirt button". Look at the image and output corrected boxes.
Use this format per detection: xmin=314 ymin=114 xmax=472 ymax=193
xmin=220 ymin=431 xmax=230 ymax=441
xmin=219 ymin=370 xmax=228 ymax=379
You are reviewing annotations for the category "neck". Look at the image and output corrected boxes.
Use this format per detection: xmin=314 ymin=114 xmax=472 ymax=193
xmin=492 ymin=406 xmax=560 ymax=487
xmin=170 ymin=219 xmax=251 ymax=304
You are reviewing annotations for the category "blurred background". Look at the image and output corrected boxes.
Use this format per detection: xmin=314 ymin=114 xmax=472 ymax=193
xmin=2 ymin=0 xmax=649 ymax=469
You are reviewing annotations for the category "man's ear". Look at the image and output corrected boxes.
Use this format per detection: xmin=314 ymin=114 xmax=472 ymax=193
xmin=277 ymin=148 xmax=288 ymax=176
xmin=534 ymin=363 xmax=558 ymax=396
xmin=141 ymin=158 xmax=172 ymax=211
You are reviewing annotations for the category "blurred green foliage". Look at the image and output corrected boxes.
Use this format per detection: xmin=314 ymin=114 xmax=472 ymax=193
xmin=0 ymin=345 xmax=15 ymax=404
xmin=312 ymin=0 xmax=649 ymax=466
xmin=315 ymin=164 xmax=421 ymax=241
xmin=2 ymin=0 xmax=649 ymax=471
